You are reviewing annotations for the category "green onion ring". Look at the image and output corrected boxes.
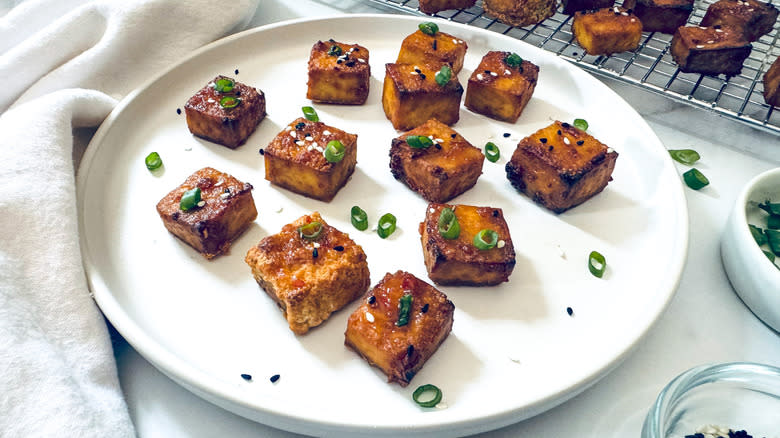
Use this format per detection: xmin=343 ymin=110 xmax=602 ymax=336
xmin=145 ymin=152 xmax=162 ymax=171
xmin=437 ymin=207 xmax=460 ymax=239
xmin=298 ymin=221 xmax=323 ymax=241
xmin=302 ymin=106 xmax=319 ymax=122
xmin=351 ymin=206 xmax=368 ymax=231
xmin=418 ymin=22 xmax=439 ymax=36
xmin=573 ymin=118 xmax=589 ymax=131
xmin=396 ymin=293 xmax=413 ymax=327
xmin=219 ymin=96 xmax=241 ymax=109
xmin=473 ymin=229 xmax=498 ymax=250
xmin=213 ymin=78 xmax=234 ymax=93
xmin=668 ymin=149 xmax=700 ymax=165
xmin=179 ymin=188 xmax=201 ymax=211
xmin=377 ymin=213 xmax=397 ymax=239
xmin=412 ymin=384 xmax=442 ymax=408
xmin=682 ymin=168 xmax=709 ymax=190
xmin=327 ymin=45 xmax=342 ymax=56
xmin=435 ymin=65 xmax=452 ymax=86
xmin=406 ymin=135 xmax=433 ymax=149
xmin=504 ymin=53 xmax=523 ymax=68
xmin=323 ymin=140 xmax=345 ymax=163
xmin=484 ymin=142 xmax=500 ymax=163
xmin=588 ymin=250 xmax=606 ymax=278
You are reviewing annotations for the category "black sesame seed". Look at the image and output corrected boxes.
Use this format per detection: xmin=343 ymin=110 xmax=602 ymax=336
xmin=345 ymin=61 xmax=356 ymax=67
xmin=432 ymin=40 xmax=438 ymax=50
xmin=419 ymin=73 xmax=426 ymax=80
xmin=224 ymin=188 xmax=230 ymax=193
xmin=566 ymin=307 xmax=574 ymax=316
xmin=627 ymin=8 xmax=633 ymax=13
xmin=493 ymin=210 xmax=499 ymax=217
xmin=176 ymin=108 xmax=181 ymax=115
xmin=353 ymin=47 xmax=360 ymax=51
xmin=557 ymin=130 xmax=562 ymax=135
xmin=405 ymin=370 xmax=416 ymax=381
xmin=549 ymin=145 xmax=554 ymax=151
xmin=171 ymin=211 xmax=180 ymax=220
xmin=270 ymin=374 xmax=280 ymax=383
xmin=561 ymin=122 xmax=570 ymax=128
xmin=540 ymin=138 xmax=548 ymax=143
xmin=329 ymin=38 xmax=336 ymax=43
xmin=312 ymin=248 xmax=318 ymax=258
xmin=259 ymin=148 xmax=265 ymax=155
xmin=484 ymin=70 xmax=492 ymax=74
xmin=235 ymin=90 xmax=241 ymax=96
xmin=337 ymin=59 xmax=343 ymax=64
xmin=235 ymin=69 xmax=239 ymax=75
xmin=503 ymin=132 xmax=511 ymax=138
xmin=295 ymin=122 xmax=305 ymax=130
xmin=421 ymin=303 xmax=429 ymax=313
xmin=407 ymin=345 xmax=415 ymax=356
xmin=435 ymin=144 xmax=442 ymax=150
xmin=414 ymin=68 xmax=422 ymax=73
xmin=450 ymin=133 xmax=457 ymax=138
xmin=576 ymin=140 xmax=584 ymax=146
xmin=572 ymin=51 xmax=579 ymax=56
xmin=714 ymin=24 xmax=721 ymax=29
xmin=333 ymin=245 xmax=344 ymax=251
xmin=368 ymin=295 xmax=376 ymax=304
xmin=241 ymin=373 xmax=252 ymax=381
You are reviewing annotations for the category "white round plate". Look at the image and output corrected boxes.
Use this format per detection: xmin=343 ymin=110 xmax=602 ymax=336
xmin=77 ymin=14 xmax=688 ymax=437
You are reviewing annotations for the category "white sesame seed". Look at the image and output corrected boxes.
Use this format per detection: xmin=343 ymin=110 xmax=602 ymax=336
xmin=285 ymin=125 xmax=292 ymax=131
xmin=477 ymin=73 xmax=484 ymax=80
xmin=707 ymin=40 xmax=714 ymax=44
xmin=497 ymin=240 xmax=506 ymax=248
xmin=563 ymin=137 xmax=571 ymax=145
xmin=313 ymin=242 xmax=320 ymax=248
xmin=428 ymin=135 xmax=434 ymax=140
xmin=214 ymin=181 xmax=223 ymax=187
xmin=458 ymin=40 xmax=463 ymax=44
xmin=358 ymin=58 xmax=366 ymax=63
xmin=323 ymin=130 xmax=331 ymax=135
xmin=311 ymin=142 xmax=318 ymax=148
xmin=410 ymin=70 xmax=418 ymax=75
xmin=696 ymin=45 xmax=704 ymax=48
xmin=429 ymin=207 xmax=435 ymax=213
xmin=435 ymin=402 xmax=448 ymax=410
xmin=197 ymin=201 xmax=205 ymax=207
xmin=220 ymin=192 xmax=230 ymax=199
xmin=504 ymin=69 xmax=511 ymax=75
xmin=305 ymin=136 xmax=314 ymax=141
xmin=452 ymin=39 xmax=458 ymax=44
xmin=365 ymin=312 xmax=375 ymax=323
xmin=630 ymin=18 xmax=636 ymax=21
xmin=607 ymin=147 xmax=615 ymax=153
xmin=289 ymin=131 xmax=296 ymax=138
xmin=490 ymin=71 xmax=498 ymax=76
xmin=207 ymin=98 xmax=215 ymax=103
xmin=414 ymin=65 xmax=420 ymax=71
xmin=208 ymin=82 xmax=215 ymax=87
xmin=296 ymin=140 xmax=305 ymax=146
xmin=621 ymin=11 xmax=628 ymax=15
xmin=716 ymin=28 xmax=724 ymax=32
xmin=748 ymin=7 xmax=753 ymax=11
xmin=435 ymin=138 xmax=443 ymax=143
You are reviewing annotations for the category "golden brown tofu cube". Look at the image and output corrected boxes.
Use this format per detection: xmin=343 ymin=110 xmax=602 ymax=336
xmin=156 ymin=167 xmax=257 ymax=259
xmin=464 ymin=51 xmax=539 ymax=123
xmin=572 ymin=7 xmax=643 ymax=56
xmin=561 ymin=0 xmax=614 ymax=14
xmin=764 ymin=56 xmax=780 ymax=107
xmin=420 ymin=203 xmax=516 ymax=286
xmin=505 ymin=121 xmax=619 ymax=213
xmin=344 ymin=271 xmax=454 ymax=386
xmin=382 ymin=63 xmax=463 ymax=131
xmin=306 ymin=40 xmax=370 ymax=105
xmin=245 ymin=212 xmax=370 ymax=335
xmin=418 ymin=0 xmax=476 ymax=14
xmin=397 ymin=28 xmax=468 ymax=74
xmin=482 ymin=0 xmax=557 ymax=27
xmin=670 ymin=25 xmax=751 ymax=76
xmin=184 ymin=75 xmax=266 ymax=149
xmin=622 ymin=0 xmax=694 ymax=34
xmin=264 ymin=117 xmax=357 ymax=202
xmin=700 ymin=0 xmax=778 ymax=42
xmin=390 ymin=119 xmax=484 ymax=202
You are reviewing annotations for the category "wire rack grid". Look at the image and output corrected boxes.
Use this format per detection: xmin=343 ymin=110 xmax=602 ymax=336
xmin=364 ymin=0 xmax=780 ymax=135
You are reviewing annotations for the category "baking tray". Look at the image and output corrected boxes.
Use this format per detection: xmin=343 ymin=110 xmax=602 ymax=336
xmin=361 ymin=0 xmax=780 ymax=135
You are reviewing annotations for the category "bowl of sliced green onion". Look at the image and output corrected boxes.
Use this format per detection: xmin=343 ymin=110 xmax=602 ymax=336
xmin=721 ymin=167 xmax=780 ymax=333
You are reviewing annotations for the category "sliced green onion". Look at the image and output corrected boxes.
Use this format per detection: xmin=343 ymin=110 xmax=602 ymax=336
xmin=435 ymin=65 xmax=452 ymax=86
xmin=758 ymin=200 xmax=780 ymax=216
xmin=764 ymin=250 xmax=776 ymax=263
xmin=219 ymin=96 xmax=241 ymax=109
xmin=351 ymin=206 xmax=368 ymax=231
xmin=298 ymin=221 xmax=323 ymax=241
xmin=682 ymin=168 xmax=709 ymax=190
xmin=418 ymin=22 xmax=439 ymax=36
xmin=588 ymin=250 xmax=606 ymax=278
xmin=769 ymin=215 xmax=780 ymax=230
xmin=180 ymin=188 xmax=201 ymax=211
xmin=145 ymin=152 xmax=162 ymax=171
xmin=504 ymin=53 xmax=523 ymax=68
xmin=213 ymin=78 xmax=234 ymax=93
xmin=766 ymin=229 xmax=780 ymax=256
xmin=437 ymin=207 xmax=460 ymax=239
xmin=396 ymin=293 xmax=413 ymax=327
xmin=327 ymin=45 xmax=342 ymax=56
xmin=573 ymin=118 xmax=589 ymax=131
xmin=302 ymin=106 xmax=319 ymax=122
xmin=750 ymin=224 xmax=767 ymax=245
xmin=324 ymin=140 xmax=345 ymax=163
xmin=669 ymin=149 xmax=701 ymax=165
xmin=412 ymin=384 xmax=442 ymax=408
xmin=406 ymin=135 xmax=433 ymax=149
xmin=473 ymin=229 xmax=498 ymax=250
xmin=484 ymin=142 xmax=500 ymax=163
xmin=377 ymin=213 xmax=397 ymax=239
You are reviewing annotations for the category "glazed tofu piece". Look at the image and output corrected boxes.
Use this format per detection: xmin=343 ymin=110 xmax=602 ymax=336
xmin=482 ymin=0 xmax=557 ymax=27
xmin=464 ymin=51 xmax=539 ymax=123
xmin=764 ymin=56 xmax=780 ymax=107
xmin=184 ymin=75 xmax=266 ymax=149
xmin=572 ymin=7 xmax=643 ymax=56
xmin=622 ymin=0 xmax=694 ymax=34
xmin=505 ymin=121 xmax=618 ymax=213
xmin=700 ymin=0 xmax=778 ymax=42
xmin=306 ymin=39 xmax=370 ymax=105
xmin=344 ymin=271 xmax=454 ymax=387
xmin=156 ymin=167 xmax=257 ymax=259
xmin=397 ymin=27 xmax=468 ymax=74
xmin=420 ymin=203 xmax=516 ymax=286
xmin=264 ymin=117 xmax=357 ymax=201
xmin=245 ymin=212 xmax=370 ymax=335
xmin=670 ymin=25 xmax=751 ymax=76
xmin=561 ymin=0 xmax=614 ymax=14
xmin=382 ymin=63 xmax=463 ymax=131
xmin=390 ymin=118 xmax=484 ymax=202
xmin=418 ymin=0 xmax=477 ymax=14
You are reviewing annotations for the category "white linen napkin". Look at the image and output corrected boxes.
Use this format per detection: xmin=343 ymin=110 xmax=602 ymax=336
xmin=0 ymin=1 xmax=260 ymax=436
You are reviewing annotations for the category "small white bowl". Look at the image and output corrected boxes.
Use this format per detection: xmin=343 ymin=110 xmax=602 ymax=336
xmin=721 ymin=167 xmax=780 ymax=332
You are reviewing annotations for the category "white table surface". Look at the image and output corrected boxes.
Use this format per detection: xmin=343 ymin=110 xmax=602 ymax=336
xmin=113 ymin=1 xmax=780 ymax=437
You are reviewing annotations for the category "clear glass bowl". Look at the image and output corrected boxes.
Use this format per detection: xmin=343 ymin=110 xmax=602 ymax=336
xmin=642 ymin=362 xmax=780 ymax=438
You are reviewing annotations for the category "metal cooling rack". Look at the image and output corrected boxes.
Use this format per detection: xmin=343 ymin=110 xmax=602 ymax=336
xmin=363 ymin=0 xmax=780 ymax=135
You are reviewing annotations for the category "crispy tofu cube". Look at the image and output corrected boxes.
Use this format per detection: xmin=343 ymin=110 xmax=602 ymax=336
xmin=700 ymin=0 xmax=778 ymax=42
xmin=420 ymin=203 xmax=516 ymax=286
xmin=397 ymin=29 xmax=468 ymax=74
xmin=390 ymin=119 xmax=484 ymax=202
xmin=561 ymin=0 xmax=614 ymax=14
xmin=764 ymin=56 xmax=780 ymax=107
xmin=482 ymin=0 xmax=557 ymax=27
xmin=245 ymin=212 xmax=370 ymax=335
xmin=572 ymin=7 xmax=643 ymax=56
xmin=505 ymin=121 xmax=619 ymax=213
xmin=184 ymin=75 xmax=266 ymax=149
xmin=382 ymin=63 xmax=463 ymax=131
xmin=344 ymin=271 xmax=454 ymax=386
xmin=418 ymin=0 xmax=477 ymax=14
xmin=156 ymin=167 xmax=257 ymax=259
xmin=464 ymin=51 xmax=539 ymax=123
xmin=622 ymin=0 xmax=694 ymax=34
xmin=670 ymin=25 xmax=751 ymax=76
xmin=306 ymin=40 xmax=370 ymax=105
xmin=264 ymin=117 xmax=357 ymax=202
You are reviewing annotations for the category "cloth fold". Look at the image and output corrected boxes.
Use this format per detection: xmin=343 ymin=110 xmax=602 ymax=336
xmin=0 ymin=1 xmax=260 ymax=436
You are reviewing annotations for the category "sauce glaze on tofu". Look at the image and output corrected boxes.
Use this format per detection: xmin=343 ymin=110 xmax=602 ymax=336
xmin=396 ymin=29 xmax=468 ymax=74
xmin=307 ymin=40 xmax=370 ymax=105
xmin=465 ymin=51 xmax=539 ymax=123
xmin=700 ymin=0 xmax=778 ymax=42
xmin=382 ymin=63 xmax=464 ymax=131
xmin=572 ymin=7 xmax=643 ymax=56
xmin=670 ymin=25 xmax=751 ymax=76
